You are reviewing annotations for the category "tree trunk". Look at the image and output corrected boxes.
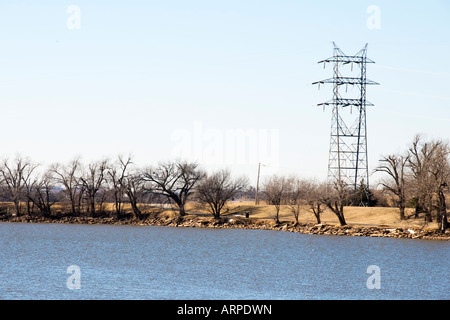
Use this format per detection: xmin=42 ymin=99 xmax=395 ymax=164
xmin=113 ymin=191 xmax=122 ymax=218
xmin=312 ymin=204 xmax=321 ymax=224
xmin=315 ymin=215 xmax=321 ymax=224
xmin=399 ymin=202 xmax=406 ymax=220
xmin=425 ymin=211 xmax=433 ymax=223
xmin=439 ymin=188 xmax=448 ymax=233
xmin=294 ymin=215 xmax=299 ymax=226
xmin=275 ymin=207 xmax=280 ymax=224
xmin=179 ymin=205 xmax=186 ymax=217
xmin=327 ymin=202 xmax=347 ymax=226
xmin=131 ymin=201 xmax=142 ymax=220
xmin=76 ymin=191 xmax=83 ymax=216
xmin=337 ymin=213 xmax=347 ymax=226
xmin=414 ymin=201 xmax=420 ymax=218
xmin=115 ymin=200 xmax=121 ymax=218
xmin=90 ymin=199 xmax=96 ymax=216
xmin=71 ymin=201 xmax=76 ymax=216
xmin=425 ymin=196 xmax=433 ymax=222
xmin=440 ymin=214 xmax=448 ymax=233
xmin=14 ymin=199 xmax=21 ymax=216
xmin=26 ymin=199 xmax=32 ymax=216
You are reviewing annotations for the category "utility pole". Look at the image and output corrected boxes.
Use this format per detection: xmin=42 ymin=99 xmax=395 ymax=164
xmin=255 ymin=163 xmax=265 ymax=205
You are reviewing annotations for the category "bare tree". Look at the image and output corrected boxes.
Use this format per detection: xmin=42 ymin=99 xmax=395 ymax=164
xmin=408 ymin=135 xmax=436 ymax=220
xmin=426 ymin=140 xmax=450 ymax=227
xmin=0 ymin=156 xmax=38 ymax=216
xmin=262 ymin=175 xmax=288 ymax=224
xmin=96 ymin=187 xmax=110 ymax=215
xmin=438 ymin=183 xmax=448 ymax=233
xmin=196 ymin=169 xmax=248 ymax=219
xmin=23 ymin=172 xmax=36 ymax=216
xmin=142 ymin=160 xmax=206 ymax=217
xmin=122 ymin=170 xmax=147 ymax=220
xmin=285 ymin=177 xmax=305 ymax=226
xmin=304 ymin=179 xmax=327 ymax=224
xmin=320 ymin=180 xmax=351 ymax=226
xmin=374 ymin=153 xmax=410 ymax=220
xmin=408 ymin=135 xmax=450 ymax=222
xmin=51 ymin=158 xmax=82 ymax=215
xmin=107 ymin=155 xmax=132 ymax=218
xmin=79 ymin=159 xmax=109 ymax=216
xmin=25 ymin=170 xmax=57 ymax=218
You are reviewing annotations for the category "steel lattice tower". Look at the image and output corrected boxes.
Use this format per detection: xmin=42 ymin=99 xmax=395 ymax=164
xmin=313 ymin=43 xmax=378 ymax=205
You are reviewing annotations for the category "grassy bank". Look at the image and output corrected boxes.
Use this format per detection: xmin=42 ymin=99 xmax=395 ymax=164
xmin=207 ymin=201 xmax=440 ymax=229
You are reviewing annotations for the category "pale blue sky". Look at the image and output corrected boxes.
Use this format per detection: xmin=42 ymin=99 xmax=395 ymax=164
xmin=0 ymin=1 xmax=449 ymax=185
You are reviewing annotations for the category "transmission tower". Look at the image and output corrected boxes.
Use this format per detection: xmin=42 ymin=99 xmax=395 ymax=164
xmin=313 ymin=43 xmax=378 ymax=205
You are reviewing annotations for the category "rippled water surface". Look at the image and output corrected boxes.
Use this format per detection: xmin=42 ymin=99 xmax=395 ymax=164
xmin=0 ymin=222 xmax=448 ymax=299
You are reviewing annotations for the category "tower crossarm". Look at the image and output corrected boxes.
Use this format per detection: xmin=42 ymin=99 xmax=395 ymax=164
xmin=313 ymin=77 xmax=379 ymax=86
xmin=318 ymin=56 xmax=375 ymax=64
xmin=318 ymin=99 xmax=374 ymax=107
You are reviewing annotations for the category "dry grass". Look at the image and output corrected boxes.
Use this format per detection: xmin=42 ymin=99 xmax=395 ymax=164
xmin=1 ymin=200 xmax=439 ymax=230
xmin=195 ymin=201 xmax=439 ymax=230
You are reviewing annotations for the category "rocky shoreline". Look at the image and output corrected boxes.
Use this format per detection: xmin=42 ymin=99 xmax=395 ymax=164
xmin=1 ymin=214 xmax=449 ymax=240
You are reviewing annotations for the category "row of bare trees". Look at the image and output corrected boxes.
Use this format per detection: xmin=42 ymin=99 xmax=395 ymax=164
xmin=375 ymin=135 xmax=449 ymax=232
xmin=261 ymin=176 xmax=349 ymax=226
xmin=0 ymin=155 xmax=249 ymax=221
xmin=0 ymin=156 xmax=145 ymax=218
xmin=0 ymin=154 xmax=394 ymax=228
xmin=48 ymin=156 xmax=150 ymax=219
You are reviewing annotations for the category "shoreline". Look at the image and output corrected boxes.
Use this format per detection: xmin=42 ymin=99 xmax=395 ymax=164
xmin=1 ymin=214 xmax=449 ymax=241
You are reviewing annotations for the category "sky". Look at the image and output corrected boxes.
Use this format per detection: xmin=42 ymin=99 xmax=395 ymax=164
xmin=0 ymin=0 xmax=449 ymax=186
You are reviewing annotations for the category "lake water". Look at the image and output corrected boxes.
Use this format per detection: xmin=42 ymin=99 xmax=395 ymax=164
xmin=0 ymin=222 xmax=448 ymax=300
